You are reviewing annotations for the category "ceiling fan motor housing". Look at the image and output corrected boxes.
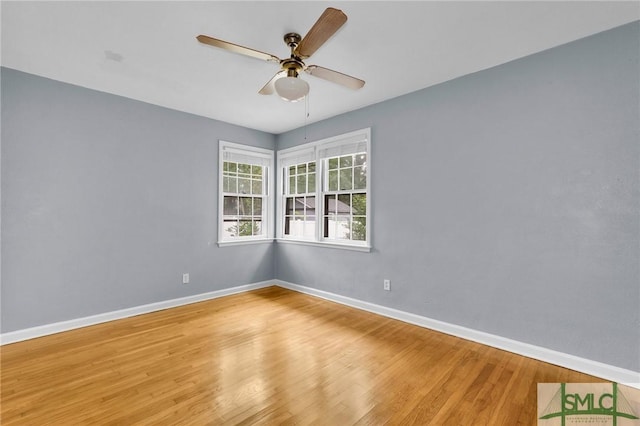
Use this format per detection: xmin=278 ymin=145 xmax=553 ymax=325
xmin=281 ymin=59 xmax=304 ymax=77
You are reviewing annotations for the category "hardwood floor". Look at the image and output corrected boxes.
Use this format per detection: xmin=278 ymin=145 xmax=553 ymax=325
xmin=1 ymin=286 xmax=604 ymax=425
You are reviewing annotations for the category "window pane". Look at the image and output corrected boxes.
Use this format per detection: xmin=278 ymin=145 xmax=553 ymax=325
xmin=289 ymin=176 xmax=296 ymax=194
xmin=254 ymin=197 xmax=263 ymax=215
xmin=297 ymin=175 xmax=306 ymax=194
xmin=284 ymin=216 xmax=293 ymax=235
xmin=294 ymin=197 xmax=305 ymax=215
xmin=340 ymin=155 xmax=353 ymax=167
xmin=352 ymin=193 xmax=366 ymax=215
xmin=308 ymin=162 xmax=316 ymax=173
xmin=307 ymin=196 xmax=315 ymax=217
xmin=352 ymin=216 xmax=366 ymax=241
xmin=285 ymin=197 xmax=294 ymax=215
xmin=223 ymin=219 xmax=238 ymax=238
xmin=324 ymin=215 xmax=335 ymax=238
xmin=251 ymin=165 xmax=262 ymax=176
xmin=239 ymin=197 xmax=252 ymax=215
xmin=297 ymin=164 xmax=307 ymax=174
xmin=308 ymin=173 xmax=316 ymax=193
xmin=324 ymin=195 xmax=337 ymax=214
xmin=225 ymin=162 xmax=237 ymax=173
xmin=289 ymin=165 xmax=296 ymax=175
xmin=223 ymin=196 xmax=238 ymax=215
xmin=225 ymin=177 xmax=237 ymax=193
xmin=287 ymin=215 xmax=311 ymax=238
xmin=354 ymin=166 xmax=366 ymax=190
xmin=289 ymin=216 xmax=301 ymax=236
xmin=238 ymin=178 xmax=251 ymax=194
xmin=238 ymin=220 xmax=252 ymax=236
xmin=328 ymin=170 xmax=338 ymax=191
xmin=355 ymin=154 xmax=366 ymax=166
xmin=328 ymin=158 xmax=339 ymax=170
xmin=252 ymin=179 xmax=262 ymax=195
xmin=330 ymin=216 xmax=349 ymax=239
xmin=303 ymin=220 xmax=315 ymax=238
xmin=337 ymin=194 xmax=351 ymax=213
xmin=339 ymin=168 xmax=353 ymax=190
xmin=252 ymin=221 xmax=262 ymax=236
xmin=238 ymin=163 xmax=251 ymax=174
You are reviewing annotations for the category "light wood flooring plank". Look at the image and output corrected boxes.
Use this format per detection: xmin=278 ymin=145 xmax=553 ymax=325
xmin=1 ymin=286 xmax=604 ymax=425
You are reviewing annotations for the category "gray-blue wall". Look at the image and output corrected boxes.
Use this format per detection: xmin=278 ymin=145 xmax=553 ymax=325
xmin=1 ymin=68 xmax=276 ymax=332
xmin=2 ymin=21 xmax=638 ymax=373
xmin=275 ymin=22 xmax=640 ymax=371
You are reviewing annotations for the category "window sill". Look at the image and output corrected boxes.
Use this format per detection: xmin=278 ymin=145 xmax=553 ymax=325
xmin=276 ymin=238 xmax=371 ymax=253
xmin=218 ymin=238 xmax=274 ymax=248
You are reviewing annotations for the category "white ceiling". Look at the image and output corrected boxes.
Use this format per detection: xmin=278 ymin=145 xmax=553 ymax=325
xmin=2 ymin=1 xmax=638 ymax=134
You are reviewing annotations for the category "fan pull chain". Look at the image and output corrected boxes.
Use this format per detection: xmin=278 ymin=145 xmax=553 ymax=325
xmin=304 ymin=92 xmax=310 ymax=141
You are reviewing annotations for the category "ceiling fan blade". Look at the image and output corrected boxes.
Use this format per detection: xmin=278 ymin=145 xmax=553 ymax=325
xmin=196 ymin=35 xmax=280 ymax=63
xmin=295 ymin=8 xmax=347 ymax=59
xmin=259 ymin=71 xmax=286 ymax=95
xmin=305 ymin=65 xmax=365 ymax=90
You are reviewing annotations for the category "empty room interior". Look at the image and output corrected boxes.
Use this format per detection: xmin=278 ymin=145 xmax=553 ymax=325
xmin=1 ymin=1 xmax=639 ymax=424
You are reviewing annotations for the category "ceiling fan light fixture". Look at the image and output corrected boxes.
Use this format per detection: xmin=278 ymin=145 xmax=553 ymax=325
xmin=274 ymin=76 xmax=309 ymax=102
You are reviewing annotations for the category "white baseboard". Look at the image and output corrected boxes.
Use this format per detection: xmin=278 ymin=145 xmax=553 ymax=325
xmin=0 ymin=280 xmax=274 ymax=345
xmin=275 ymin=280 xmax=640 ymax=389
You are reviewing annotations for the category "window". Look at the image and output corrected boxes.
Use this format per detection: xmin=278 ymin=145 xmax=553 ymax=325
xmin=284 ymin=160 xmax=316 ymax=239
xmin=323 ymin=152 xmax=367 ymax=242
xmin=277 ymin=128 xmax=370 ymax=250
xmin=219 ymin=141 xmax=273 ymax=245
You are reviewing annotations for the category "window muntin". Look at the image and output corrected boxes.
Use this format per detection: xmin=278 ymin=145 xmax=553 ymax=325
xmin=219 ymin=141 xmax=273 ymax=244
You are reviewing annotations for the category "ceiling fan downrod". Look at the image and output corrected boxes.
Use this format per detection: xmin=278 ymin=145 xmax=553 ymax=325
xmin=282 ymin=32 xmax=304 ymax=77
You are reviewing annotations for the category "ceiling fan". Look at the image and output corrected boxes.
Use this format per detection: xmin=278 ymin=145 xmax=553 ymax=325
xmin=196 ymin=7 xmax=365 ymax=102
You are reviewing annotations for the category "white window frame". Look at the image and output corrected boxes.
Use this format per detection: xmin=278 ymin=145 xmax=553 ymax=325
xmin=276 ymin=128 xmax=371 ymax=252
xmin=218 ymin=140 xmax=274 ymax=246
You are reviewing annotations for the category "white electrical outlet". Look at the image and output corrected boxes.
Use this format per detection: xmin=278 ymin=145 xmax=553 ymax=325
xmin=383 ymin=279 xmax=391 ymax=291
xmin=182 ymin=273 xmax=189 ymax=284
